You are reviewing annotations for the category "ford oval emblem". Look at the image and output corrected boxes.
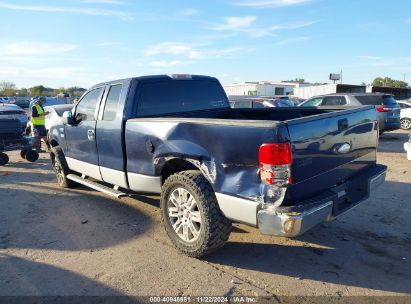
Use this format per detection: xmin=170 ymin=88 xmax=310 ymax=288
xmin=337 ymin=143 xmax=351 ymax=154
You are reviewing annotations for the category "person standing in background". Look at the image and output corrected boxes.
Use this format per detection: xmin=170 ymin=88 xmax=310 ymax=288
xmin=31 ymin=97 xmax=50 ymax=152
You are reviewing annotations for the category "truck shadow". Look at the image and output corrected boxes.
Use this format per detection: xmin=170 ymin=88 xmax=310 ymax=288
xmin=0 ymin=254 xmax=137 ymax=298
xmin=378 ymin=131 xmax=410 ymax=153
xmin=2 ymin=158 xmax=52 ymax=169
xmin=0 ymin=185 xmax=153 ymax=252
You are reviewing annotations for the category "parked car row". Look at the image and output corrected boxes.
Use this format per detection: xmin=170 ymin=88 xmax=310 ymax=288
xmin=298 ymin=93 xmax=401 ymax=133
xmin=230 ymin=93 xmax=408 ymax=133
xmin=230 ymin=96 xmax=295 ymax=109
xmin=0 ymin=96 xmax=75 ymax=133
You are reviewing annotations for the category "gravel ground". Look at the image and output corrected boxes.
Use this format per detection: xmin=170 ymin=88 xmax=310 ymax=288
xmin=0 ymin=130 xmax=410 ymax=299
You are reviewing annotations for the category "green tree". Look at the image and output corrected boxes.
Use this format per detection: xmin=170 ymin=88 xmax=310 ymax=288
xmin=372 ymin=77 xmax=409 ymax=88
xmin=66 ymin=86 xmax=86 ymax=98
xmin=53 ymin=87 xmax=66 ymax=95
xmin=284 ymin=78 xmax=305 ymax=83
xmin=0 ymin=81 xmax=17 ymax=96
xmin=29 ymin=85 xmax=46 ymax=97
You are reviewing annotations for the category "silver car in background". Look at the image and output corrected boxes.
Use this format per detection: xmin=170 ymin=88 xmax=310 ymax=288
xmin=0 ymin=103 xmax=29 ymax=131
xmin=299 ymin=93 xmax=401 ymax=133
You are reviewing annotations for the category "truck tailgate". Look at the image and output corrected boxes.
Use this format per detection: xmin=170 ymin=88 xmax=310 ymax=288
xmin=284 ymin=106 xmax=378 ymax=204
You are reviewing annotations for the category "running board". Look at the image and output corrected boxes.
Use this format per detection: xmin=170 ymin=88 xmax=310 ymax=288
xmin=67 ymin=174 xmax=127 ymax=198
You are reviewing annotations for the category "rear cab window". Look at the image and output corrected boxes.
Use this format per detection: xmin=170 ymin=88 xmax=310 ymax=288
xmin=136 ymin=80 xmax=229 ymax=117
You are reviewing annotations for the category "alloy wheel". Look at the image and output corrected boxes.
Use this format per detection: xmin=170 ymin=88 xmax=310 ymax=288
xmin=167 ymin=188 xmax=202 ymax=243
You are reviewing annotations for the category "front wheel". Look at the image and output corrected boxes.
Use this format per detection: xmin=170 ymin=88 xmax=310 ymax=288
xmin=50 ymin=147 xmax=74 ymax=188
xmin=401 ymin=118 xmax=411 ymax=130
xmin=160 ymin=170 xmax=232 ymax=258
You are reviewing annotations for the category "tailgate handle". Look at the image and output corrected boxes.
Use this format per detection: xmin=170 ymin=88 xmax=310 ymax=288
xmin=338 ymin=119 xmax=349 ymax=131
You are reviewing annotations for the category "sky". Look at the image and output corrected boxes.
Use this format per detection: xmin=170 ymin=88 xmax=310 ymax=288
xmin=0 ymin=0 xmax=411 ymax=89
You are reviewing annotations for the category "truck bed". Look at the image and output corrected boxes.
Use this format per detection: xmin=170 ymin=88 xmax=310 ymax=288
xmin=126 ymin=106 xmax=378 ymax=208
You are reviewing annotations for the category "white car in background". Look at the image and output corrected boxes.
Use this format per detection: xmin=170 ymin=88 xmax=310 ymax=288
xmin=398 ymin=100 xmax=411 ymax=130
xmin=44 ymin=104 xmax=74 ymax=133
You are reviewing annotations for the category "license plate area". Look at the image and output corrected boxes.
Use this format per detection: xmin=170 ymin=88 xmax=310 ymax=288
xmin=331 ymin=178 xmax=368 ymax=216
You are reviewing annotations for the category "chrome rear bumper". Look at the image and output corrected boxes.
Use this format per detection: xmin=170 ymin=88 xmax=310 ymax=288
xmin=257 ymin=165 xmax=387 ymax=237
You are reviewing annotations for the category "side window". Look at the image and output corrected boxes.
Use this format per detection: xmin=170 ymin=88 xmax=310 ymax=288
xmin=302 ymin=97 xmax=323 ymax=107
xmin=76 ymin=88 xmax=101 ymax=121
xmin=103 ymin=84 xmax=122 ymax=121
xmin=231 ymin=101 xmax=252 ymax=108
xmin=252 ymin=101 xmax=265 ymax=108
xmin=322 ymin=96 xmax=347 ymax=106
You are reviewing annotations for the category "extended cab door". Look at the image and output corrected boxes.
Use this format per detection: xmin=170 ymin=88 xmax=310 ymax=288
xmin=95 ymin=81 xmax=129 ymax=189
xmin=64 ymin=87 xmax=104 ymax=180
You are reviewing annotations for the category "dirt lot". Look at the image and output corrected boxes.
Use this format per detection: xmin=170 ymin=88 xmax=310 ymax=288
xmin=0 ymin=130 xmax=410 ymax=299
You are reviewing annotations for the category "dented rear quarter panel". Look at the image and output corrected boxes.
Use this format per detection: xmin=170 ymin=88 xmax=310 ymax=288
xmin=125 ymin=118 xmax=289 ymax=201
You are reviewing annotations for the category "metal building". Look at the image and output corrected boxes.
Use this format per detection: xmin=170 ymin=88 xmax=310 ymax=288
xmin=223 ymin=81 xmax=309 ymax=98
xmin=294 ymin=83 xmax=411 ymax=100
xmin=293 ymin=84 xmax=366 ymax=99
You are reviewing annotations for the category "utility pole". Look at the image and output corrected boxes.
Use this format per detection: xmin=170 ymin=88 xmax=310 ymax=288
xmin=340 ymin=69 xmax=343 ymax=84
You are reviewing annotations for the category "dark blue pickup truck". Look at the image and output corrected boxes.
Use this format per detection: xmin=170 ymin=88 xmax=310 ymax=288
xmin=49 ymin=75 xmax=387 ymax=257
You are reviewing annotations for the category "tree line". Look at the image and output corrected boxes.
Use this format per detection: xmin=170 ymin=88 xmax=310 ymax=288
xmin=0 ymin=81 xmax=87 ymax=98
xmin=371 ymin=77 xmax=409 ymax=88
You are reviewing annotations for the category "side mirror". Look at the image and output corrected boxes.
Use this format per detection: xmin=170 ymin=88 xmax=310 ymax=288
xmin=62 ymin=111 xmax=75 ymax=125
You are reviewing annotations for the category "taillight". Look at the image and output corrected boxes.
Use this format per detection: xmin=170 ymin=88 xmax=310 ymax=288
xmin=376 ymin=107 xmax=392 ymax=112
xmin=259 ymin=143 xmax=292 ymax=186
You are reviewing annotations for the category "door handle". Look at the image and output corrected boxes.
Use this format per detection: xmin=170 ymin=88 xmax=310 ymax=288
xmin=87 ymin=130 xmax=95 ymax=140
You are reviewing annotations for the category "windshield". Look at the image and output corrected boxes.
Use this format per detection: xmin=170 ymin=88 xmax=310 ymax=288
xmin=136 ymin=80 xmax=229 ymax=116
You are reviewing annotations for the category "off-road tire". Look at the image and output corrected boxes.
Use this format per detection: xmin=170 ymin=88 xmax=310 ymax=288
xmin=161 ymin=170 xmax=232 ymax=258
xmin=0 ymin=153 xmax=9 ymax=166
xmin=25 ymin=150 xmax=39 ymax=162
xmin=50 ymin=146 xmax=74 ymax=188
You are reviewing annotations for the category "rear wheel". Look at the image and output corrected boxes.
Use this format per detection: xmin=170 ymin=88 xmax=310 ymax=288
xmin=20 ymin=150 xmax=27 ymax=159
xmin=401 ymin=118 xmax=411 ymax=130
xmin=50 ymin=146 xmax=74 ymax=188
xmin=25 ymin=150 xmax=39 ymax=162
xmin=161 ymin=170 xmax=232 ymax=258
xmin=0 ymin=153 xmax=9 ymax=166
